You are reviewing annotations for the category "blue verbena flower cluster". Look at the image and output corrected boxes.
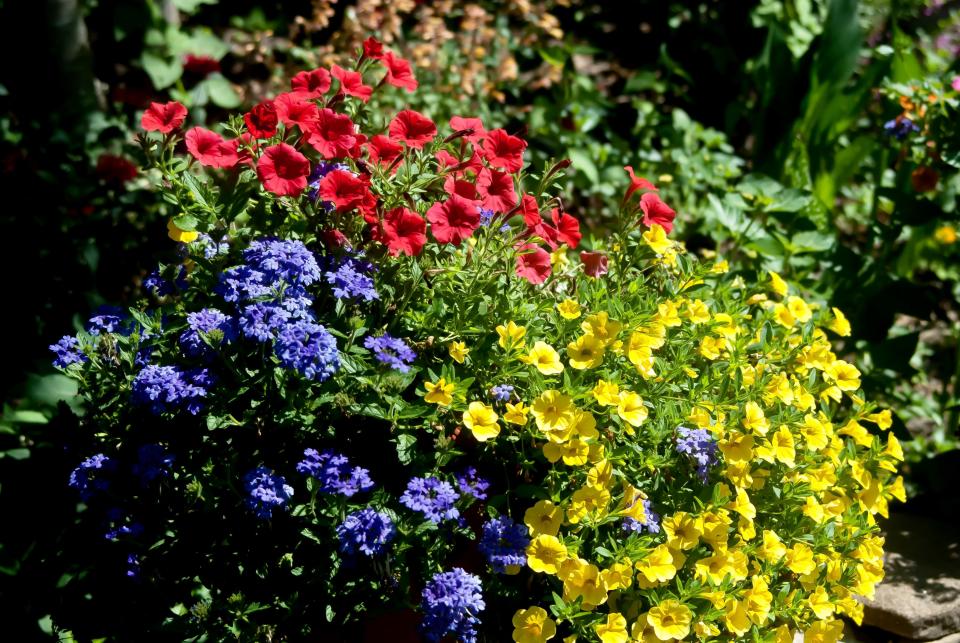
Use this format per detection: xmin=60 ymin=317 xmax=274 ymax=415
xmin=455 ymin=467 xmax=490 ymax=501
xmin=364 ymin=334 xmax=416 ymax=373
xmin=86 ymin=307 xmax=127 ymax=336
xmin=243 ymin=467 xmax=294 ymax=519
xmin=400 ymin=476 xmax=460 ymax=524
xmin=179 ymin=308 xmax=236 ymax=358
xmin=50 ymin=336 xmax=88 ymax=368
xmin=324 ymin=254 xmax=379 ymax=301
xmin=216 ymin=238 xmax=340 ymax=381
xmin=296 ymin=449 xmax=374 ymax=497
xmin=622 ymin=497 xmax=661 ymax=535
xmin=132 ymin=444 xmax=175 ymax=485
xmin=192 ymin=233 xmax=230 ymax=259
xmin=675 ymin=426 xmax=719 ymax=482
xmin=132 ymin=364 xmax=213 ymax=415
xmin=478 ymin=516 xmax=529 ymax=573
xmin=144 ymin=265 xmax=188 ymax=297
xmin=420 ymin=568 xmax=485 ymax=643
xmin=884 ymin=117 xmax=920 ymax=140
xmin=336 ymin=508 xmax=396 ymax=557
xmin=490 ymin=384 xmax=514 ymax=402
xmin=68 ymin=453 xmax=115 ymax=501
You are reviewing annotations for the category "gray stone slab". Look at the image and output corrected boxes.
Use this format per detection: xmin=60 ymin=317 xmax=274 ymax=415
xmin=861 ymin=512 xmax=960 ymax=640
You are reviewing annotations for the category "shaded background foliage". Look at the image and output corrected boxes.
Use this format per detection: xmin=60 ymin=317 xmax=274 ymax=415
xmin=0 ymin=0 xmax=958 ymax=638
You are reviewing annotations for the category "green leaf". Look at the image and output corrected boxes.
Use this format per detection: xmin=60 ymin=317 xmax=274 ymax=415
xmin=172 ymin=0 xmax=218 ymax=13
xmin=568 ymin=148 xmax=599 ymax=185
xmin=141 ymin=53 xmax=183 ymax=90
xmin=9 ymin=410 xmax=47 ymax=424
xmin=203 ymin=75 xmax=240 ymax=109
xmin=3 ymin=448 xmax=31 ymax=460
xmin=173 ymin=213 xmax=199 ymax=231
xmin=790 ymin=230 xmax=834 ymax=253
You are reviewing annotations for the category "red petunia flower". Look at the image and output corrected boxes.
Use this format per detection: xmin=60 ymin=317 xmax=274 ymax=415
xmin=95 ymin=154 xmax=137 ymax=184
xmin=381 ymin=51 xmax=418 ymax=92
xmin=257 ymin=143 xmax=309 ymax=197
xmin=624 ymin=165 xmax=658 ymax=201
xmin=291 ymin=68 xmax=332 ymax=98
xmin=183 ymin=54 xmax=221 ymax=77
xmin=318 ymin=169 xmax=375 ymax=213
xmin=436 ymin=149 xmax=459 ymax=170
xmin=274 ymin=93 xmax=319 ymax=131
xmin=363 ymin=37 xmax=385 ymax=60
xmin=244 ymin=100 xmax=278 ymax=139
xmin=550 ymin=209 xmax=581 ymax=248
xmin=639 ymin=192 xmax=677 ymax=233
xmin=426 ymin=193 xmax=481 ymax=246
xmin=519 ymin=194 xmax=541 ymax=227
xmin=331 ymin=65 xmax=373 ymax=102
xmin=389 ymin=109 xmax=437 ymax=149
xmin=481 ymin=128 xmax=527 ymax=172
xmin=381 ymin=207 xmax=427 ymax=256
xmin=320 ymin=228 xmax=350 ymax=249
xmin=477 ymin=167 xmax=517 ymax=213
xmin=141 ymin=101 xmax=187 ymax=133
xmin=367 ymin=134 xmax=403 ymax=167
xmin=580 ymin=251 xmax=609 ymax=278
xmin=515 ymin=243 xmax=552 ymax=284
xmin=306 ymin=108 xmax=358 ymax=159
xmin=444 ymin=175 xmax=481 ymax=202
xmin=449 ymin=116 xmax=486 ymax=144
xmin=185 ymin=127 xmax=239 ymax=168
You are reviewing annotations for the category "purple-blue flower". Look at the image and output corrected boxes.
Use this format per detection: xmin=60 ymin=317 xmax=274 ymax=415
xmin=239 ymin=302 xmax=292 ymax=342
xmin=132 ymin=444 xmax=175 ymax=485
xmin=179 ymin=308 xmax=236 ymax=357
xmin=400 ymin=476 xmax=460 ymax=524
xmin=455 ymin=467 xmax=490 ymax=501
xmin=86 ymin=308 xmax=126 ymax=336
xmin=296 ymin=449 xmax=373 ymax=497
xmin=217 ymin=265 xmax=273 ymax=303
xmin=131 ymin=364 xmax=212 ymax=415
xmin=243 ymin=238 xmax=322 ymax=286
xmin=884 ymin=117 xmax=919 ymax=141
xmin=479 ymin=516 xmax=529 ymax=572
xmin=336 ymin=508 xmax=396 ymax=557
xmin=274 ymin=320 xmax=339 ymax=381
xmin=68 ymin=453 xmax=114 ymax=500
xmin=420 ymin=568 xmax=485 ymax=643
xmin=622 ymin=497 xmax=661 ymax=535
xmin=192 ymin=233 xmax=230 ymax=259
xmin=243 ymin=467 xmax=294 ymax=519
xmin=104 ymin=507 xmax=145 ymax=541
xmin=675 ymin=426 xmax=718 ymax=482
xmin=364 ymin=334 xmax=416 ymax=373
xmin=50 ymin=335 xmax=87 ymax=368
xmin=490 ymin=384 xmax=514 ymax=402
xmin=324 ymin=256 xmax=379 ymax=301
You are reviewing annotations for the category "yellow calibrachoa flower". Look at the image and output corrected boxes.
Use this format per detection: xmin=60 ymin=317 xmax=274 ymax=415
xmin=828 ymin=307 xmax=851 ymax=336
xmin=866 ymin=408 xmax=893 ymax=430
xmin=723 ymin=598 xmax=751 ymax=636
xmin=567 ymin=334 xmax=606 ymax=369
xmin=512 ymin=606 xmax=557 ymax=643
xmin=616 ymin=391 xmax=648 ymax=427
xmin=550 ymin=245 xmax=569 ymax=270
xmin=504 ymin=401 xmax=530 ymax=425
xmin=462 ymin=401 xmax=499 ymax=441
xmin=719 ymin=431 xmax=754 ymax=462
xmin=527 ymin=535 xmax=568 ymax=574
xmin=759 ymin=530 xmax=787 ymax=563
xmin=769 ymin=270 xmax=789 ymax=296
xmin=699 ymin=335 xmax=726 ymax=360
xmin=167 ymin=218 xmax=199 ymax=243
xmin=581 ymin=312 xmax=623 ymax=345
xmin=662 ymin=512 xmax=702 ymax=550
xmin=647 ymin=600 xmax=693 ymax=640
xmin=934 ymin=224 xmax=958 ymax=244
xmin=423 ymin=377 xmax=454 ymax=406
xmin=654 ymin=300 xmax=682 ymax=327
xmin=743 ymin=576 xmax=773 ymax=625
xmin=785 ymin=542 xmax=816 ymax=575
xmin=543 ymin=438 xmax=589 ymax=466
xmin=523 ymin=341 xmax=564 ymax=375
xmin=531 ymin=390 xmax=575 ymax=433
xmin=525 ymin=500 xmax=563 ymax=537
xmin=684 ymin=299 xmax=711 ymax=324
xmin=803 ymin=618 xmax=844 ymax=643
xmin=448 ymin=341 xmax=469 ymax=364
xmin=808 ymin=586 xmax=835 ymax=619
xmin=787 ymin=296 xmax=812 ymax=323
xmin=566 ymin=485 xmax=610 ymax=523
xmin=756 ymin=425 xmax=796 ymax=466
xmin=594 ymin=613 xmax=629 ymax=643
xmin=773 ymin=303 xmax=796 ymax=328
xmin=635 ymin=544 xmax=677 ymax=584
xmin=601 ymin=560 xmax=633 ymax=591
xmin=741 ymin=401 xmax=770 ymax=434
xmin=592 ymin=380 xmax=620 ymax=406
xmin=642 ymin=223 xmax=671 ymax=254
xmin=558 ymin=558 xmax=608 ymax=608
xmin=825 ymin=360 xmax=861 ymax=391
xmin=557 ymin=299 xmax=581 ymax=320
xmin=497 ymin=321 xmax=526 ymax=349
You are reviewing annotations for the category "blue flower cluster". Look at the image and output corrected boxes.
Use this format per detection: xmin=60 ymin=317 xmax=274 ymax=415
xmin=455 ymin=467 xmax=490 ymax=501
xmin=324 ymin=254 xmax=379 ymax=301
xmin=104 ymin=507 xmax=144 ymax=541
xmin=243 ymin=467 xmax=294 ymax=519
xmin=336 ymin=508 xmax=396 ymax=557
xmin=400 ymin=476 xmax=460 ymax=524
xmin=68 ymin=453 xmax=115 ymax=501
xmin=364 ymin=334 xmax=416 ymax=373
xmin=490 ymin=384 xmax=514 ymax=402
xmin=192 ymin=233 xmax=230 ymax=259
xmin=884 ymin=117 xmax=920 ymax=140
xmin=675 ymin=426 xmax=718 ymax=482
xmin=50 ymin=336 xmax=88 ymax=368
xmin=144 ymin=265 xmax=188 ymax=297
xmin=132 ymin=364 xmax=213 ymax=415
xmin=86 ymin=308 xmax=127 ymax=336
xmin=478 ymin=516 xmax=528 ymax=573
xmin=420 ymin=568 xmax=485 ymax=643
xmin=622 ymin=497 xmax=661 ymax=535
xmin=296 ymin=449 xmax=374 ymax=497
xmin=216 ymin=238 xmax=340 ymax=381
xmin=132 ymin=444 xmax=175 ymax=485
xmin=179 ymin=308 xmax=236 ymax=358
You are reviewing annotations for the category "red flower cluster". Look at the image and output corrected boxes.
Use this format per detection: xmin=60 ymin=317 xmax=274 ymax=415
xmin=623 ymin=166 xmax=677 ymax=233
